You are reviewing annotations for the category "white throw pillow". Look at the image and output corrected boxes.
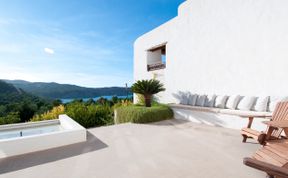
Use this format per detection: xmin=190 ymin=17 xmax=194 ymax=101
xmin=215 ymin=95 xmax=229 ymax=108
xmin=188 ymin=93 xmax=197 ymax=106
xmin=254 ymin=96 xmax=269 ymax=112
xmin=225 ymin=95 xmax=241 ymax=109
xmin=195 ymin=95 xmax=207 ymax=106
xmin=179 ymin=92 xmax=189 ymax=105
xmin=269 ymin=96 xmax=288 ymax=112
xmin=204 ymin=94 xmax=216 ymax=107
xmin=237 ymin=96 xmax=257 ymax=111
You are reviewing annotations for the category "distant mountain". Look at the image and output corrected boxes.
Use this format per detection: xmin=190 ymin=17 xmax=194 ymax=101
xmin=4 ymin=80 xmax=131 ymax=99
xmin=0 ymin=80 xmax=53 ymax=123
xmin=0 ymin=80 xmax=20 ymax=95
xmin=0 ymin=80 xmax=48 ymax=105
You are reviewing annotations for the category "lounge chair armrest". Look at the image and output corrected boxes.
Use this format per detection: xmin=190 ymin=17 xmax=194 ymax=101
xmin=243 ymin=158 xmax=288 ymax=178
xmin=263 ymin=120 xmax=288 ymax=129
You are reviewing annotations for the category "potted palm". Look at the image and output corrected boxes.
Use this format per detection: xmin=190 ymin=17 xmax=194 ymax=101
xmin=131 ymin=79 xmax=165 ymax=107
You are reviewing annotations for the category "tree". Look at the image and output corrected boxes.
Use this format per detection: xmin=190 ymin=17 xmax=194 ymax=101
xmin=96 ymin=97 xmax=108 ymax=105
xmin=19 ymin=102 xmax=37 ymax=122
xmin=86 ymin=98 xmax=95 ymax=105
xmin=0 ymin=105 xmax=7 ymax=117
xmin=52 ymin=99 xmax=63 ymax=107
xmin=111 ymin=95 xmax=118 ymax=104
xmin=131 ymin=79 xmax=165 ymax=107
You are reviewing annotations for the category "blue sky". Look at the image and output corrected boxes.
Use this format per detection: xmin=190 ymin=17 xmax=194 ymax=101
xmin=0 ymin=0 xmax=184 ymax=87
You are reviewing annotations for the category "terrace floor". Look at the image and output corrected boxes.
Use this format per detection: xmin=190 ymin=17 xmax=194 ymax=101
xmin=0 ymin=119 xmax=265 ymax=178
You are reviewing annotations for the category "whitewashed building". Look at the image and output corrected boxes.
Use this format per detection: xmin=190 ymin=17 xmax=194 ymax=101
xmin=134 ymin=0 xmax=288 ymax=130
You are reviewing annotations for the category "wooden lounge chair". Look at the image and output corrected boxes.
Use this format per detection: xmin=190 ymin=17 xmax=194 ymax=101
xmin=241 ymin=101 xmax=288 ymax=144
xmin=244 ymin=138 xmax=288 ymax=178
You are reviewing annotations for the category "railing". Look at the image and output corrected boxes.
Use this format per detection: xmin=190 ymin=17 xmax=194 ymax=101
xmin=147 ymin=63 xmax=166 ymax=71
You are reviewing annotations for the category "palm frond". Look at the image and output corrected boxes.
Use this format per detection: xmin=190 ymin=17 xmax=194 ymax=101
xmin=131 ymin=79 xmax=165 ymax=95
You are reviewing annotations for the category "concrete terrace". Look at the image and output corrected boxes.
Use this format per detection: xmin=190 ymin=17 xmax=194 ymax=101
xmin=0 ymin=119 xmax=265 ymax=178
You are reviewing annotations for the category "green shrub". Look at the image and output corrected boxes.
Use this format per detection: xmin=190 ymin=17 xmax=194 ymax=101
xmin=0 ymin=112 xmax=21 ymax=125
xmin=65 ymin=102 xmax=113 ymax=128
xmin=30 ymin=105 xmax=65 ymax=122
xmin=113 ymin=99 xmax=133 ymax=110
xmin=115 ymin=105 xmax=173 ymax=124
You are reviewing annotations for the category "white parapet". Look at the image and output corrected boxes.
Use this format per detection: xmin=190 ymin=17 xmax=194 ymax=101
xmin=0 ymin=114 xmax=86 ymax=159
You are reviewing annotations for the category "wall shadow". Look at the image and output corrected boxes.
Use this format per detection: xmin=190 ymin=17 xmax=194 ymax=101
xmin=172 ymin=91 xmax=190 ymax=104
xmin=0 ymin=131 xmax=108 ymax=174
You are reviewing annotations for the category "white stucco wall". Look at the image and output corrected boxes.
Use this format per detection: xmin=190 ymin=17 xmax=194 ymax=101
xmin=134 ymin=0 xmax=288 ymax=104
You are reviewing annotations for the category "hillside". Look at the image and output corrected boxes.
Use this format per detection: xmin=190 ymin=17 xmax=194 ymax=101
xmin=0 ymin=80 xmax=52 ymax=123
xmin=0 ymin=80 xmax=28 ymax=105
xmin=4 ymin=80 xmax=131 ymax=99
xmin=0 ymin=80 xmax=49 ymax=105
xmin=0 ymin=80 xmax=19 ymax=94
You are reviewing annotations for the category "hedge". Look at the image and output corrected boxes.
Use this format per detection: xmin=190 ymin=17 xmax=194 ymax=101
xmin=115 ymin=105 xmax=173 ymax=124
xmin=65 ymin=103 xmax=113 ymax=128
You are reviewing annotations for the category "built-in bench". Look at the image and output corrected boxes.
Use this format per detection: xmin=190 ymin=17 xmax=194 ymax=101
xmin=169 ymin=94 xmax=288 ymax=130
xmin=170 ymin=104 xmax=272 ymax=130
xmin=170 ymin=104 xmax=272 ymax=118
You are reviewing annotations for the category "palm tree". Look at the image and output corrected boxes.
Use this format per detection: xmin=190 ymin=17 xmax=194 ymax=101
xmin=131 ymin=79 xmax=165 ymax=107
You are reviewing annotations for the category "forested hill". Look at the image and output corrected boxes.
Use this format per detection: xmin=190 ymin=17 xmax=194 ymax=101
xmin=0 ymin=80 xmax=52 ymax=123
xmin=4 ymin=80 xmax=131 ymax=99
xmin=0 ymin=80 xmax=20 ymax=94
xmin=0 ymin=80 xmax=49 ymax=106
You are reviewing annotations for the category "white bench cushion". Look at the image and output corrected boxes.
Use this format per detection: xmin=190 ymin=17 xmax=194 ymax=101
xmin=237 ymin=96 xmax=257 ymax=111
xmin=215 ymin=95 xmax=228 ymax=108
xmin=219 ymin=109 xmax=272 ymax=117
xmin=269 ymin=96 xmax=288 ymax=112
xmin=195 ymin=95 xmax=206 ymax=106
xmin=169 ymin=104 xmax=272 ymax=118
xmin=188 ymin=93 xmax=197 ymax=106
xmin=254 ymin=96 xmax=269 ymax=112
xmin=204 ymin=94 xmax=216 ymax=107
xmin=179 ymin=93 xmax=189 ymax=105
xmin=226 ymin=95 xmax=241 ymax=109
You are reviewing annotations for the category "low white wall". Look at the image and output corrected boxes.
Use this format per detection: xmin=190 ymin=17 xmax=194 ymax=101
xmin=173 ymin=108 xmax=268 ymax=131
xmin=0 ymin=115 xmax=86 ymax=159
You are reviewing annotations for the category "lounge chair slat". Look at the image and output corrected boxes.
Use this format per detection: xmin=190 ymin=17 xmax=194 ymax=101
xmin=242 ymin=101 xmax=288 ymax=144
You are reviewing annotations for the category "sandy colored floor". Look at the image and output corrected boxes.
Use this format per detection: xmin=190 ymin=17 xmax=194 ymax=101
xmin=0 ymin=119 xmax=265 ymax=178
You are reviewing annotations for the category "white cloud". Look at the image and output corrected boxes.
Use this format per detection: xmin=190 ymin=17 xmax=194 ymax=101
xmin=44 ymin=47 xmax=54 ymax=54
